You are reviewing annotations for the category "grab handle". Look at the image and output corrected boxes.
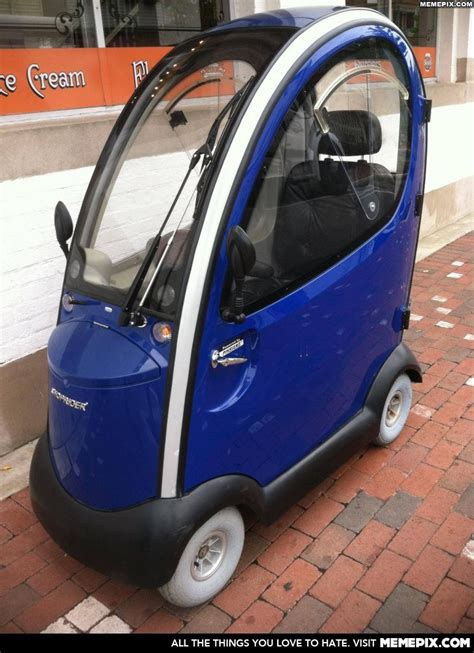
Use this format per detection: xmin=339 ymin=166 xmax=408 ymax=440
xmin=211 ymin=351 xmax=248 ymax=369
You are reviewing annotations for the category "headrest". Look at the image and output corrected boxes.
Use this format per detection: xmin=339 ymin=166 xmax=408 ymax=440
xmin=318 ymin=110 xmax=382 ymax=156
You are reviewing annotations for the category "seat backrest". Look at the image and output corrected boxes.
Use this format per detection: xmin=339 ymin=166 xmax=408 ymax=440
xmin=273 ymin=110 xmax=395 ymax=280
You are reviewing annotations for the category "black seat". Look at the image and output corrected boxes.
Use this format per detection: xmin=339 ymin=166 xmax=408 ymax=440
xmin=273 ymin=110 xmax=395 ymax=280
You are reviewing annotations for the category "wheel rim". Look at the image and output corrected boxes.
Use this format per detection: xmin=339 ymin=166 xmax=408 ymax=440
xmin=385 ymin=390 xmax=403 ymax=427
xmin=191 ymin=530 xmax=227 ymax=581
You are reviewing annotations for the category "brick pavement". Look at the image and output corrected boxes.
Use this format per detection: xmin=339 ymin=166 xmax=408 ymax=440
xmin=0 ymin=233 xmax=473 ymax=634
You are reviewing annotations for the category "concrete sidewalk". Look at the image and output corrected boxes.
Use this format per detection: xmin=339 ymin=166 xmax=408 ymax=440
xmin=0 ymin=232 xmax=473 ymax=634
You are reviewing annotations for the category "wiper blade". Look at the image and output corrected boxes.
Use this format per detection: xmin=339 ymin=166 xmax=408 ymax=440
xmin=119 ymin=76 xmax=255 ymax=326
xmin=205 ymin=76 xmax=255 ymax=152
xmin=119 ymin=147 xmax=208 ymax=326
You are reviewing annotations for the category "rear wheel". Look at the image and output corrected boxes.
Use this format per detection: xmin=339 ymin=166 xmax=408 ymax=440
xmin=159 ymin=506 xmax=245 ymax=607
xmin=375 ymin=373 xmax=412 ymax=446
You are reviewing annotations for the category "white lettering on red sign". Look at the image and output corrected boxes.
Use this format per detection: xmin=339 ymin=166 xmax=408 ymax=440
xmin=26 ymin=63 xmax=86 ymax=99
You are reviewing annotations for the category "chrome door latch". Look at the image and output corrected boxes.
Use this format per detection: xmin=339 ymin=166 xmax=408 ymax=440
xmin=211 ymin=350 xmax=248 ymax=368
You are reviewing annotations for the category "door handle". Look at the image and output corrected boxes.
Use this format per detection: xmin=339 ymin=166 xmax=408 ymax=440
xmin=211 ymin=351 xmax=248 ymax=368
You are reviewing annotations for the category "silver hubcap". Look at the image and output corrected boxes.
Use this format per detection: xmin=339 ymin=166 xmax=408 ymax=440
xmin=385 ymin=391 xmax=403 ymax=427
xmin=191 ymin=530 xmax=226 ymax=581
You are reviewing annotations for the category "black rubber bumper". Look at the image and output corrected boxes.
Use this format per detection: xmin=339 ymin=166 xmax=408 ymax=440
xmin=30 ymin=342 xmax=421 ymax=588
xmin=29 ymin=433 xmax=262 ymax=588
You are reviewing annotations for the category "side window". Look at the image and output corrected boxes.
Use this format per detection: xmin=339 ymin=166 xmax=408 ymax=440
xmin=228 ymin=39 xmax=411 ymax=312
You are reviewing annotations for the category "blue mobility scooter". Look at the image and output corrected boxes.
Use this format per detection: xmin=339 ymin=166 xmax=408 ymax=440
xmin=30 ymin=6 xmax=429 ymax=607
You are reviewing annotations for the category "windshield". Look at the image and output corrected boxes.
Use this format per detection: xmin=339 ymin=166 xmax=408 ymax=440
xmin=67 ymin=29 xmax=293 ymax=317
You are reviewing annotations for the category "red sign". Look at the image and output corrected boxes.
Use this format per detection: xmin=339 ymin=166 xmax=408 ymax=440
xmin=0 ymin=47 xmax=171 ymax=116
xmin=413 ymin=46 xmax=436 ymax=79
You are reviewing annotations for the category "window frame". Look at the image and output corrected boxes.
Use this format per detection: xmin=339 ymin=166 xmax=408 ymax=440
xmin=221 ymin=36 xmax=414 ymax=318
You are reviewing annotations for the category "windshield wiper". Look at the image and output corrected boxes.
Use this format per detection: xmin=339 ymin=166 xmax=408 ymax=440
xmin=119 ymin=76 xmax=255 ymax=327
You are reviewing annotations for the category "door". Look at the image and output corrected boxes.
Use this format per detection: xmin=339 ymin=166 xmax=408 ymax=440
xmin=183 ymin=34 xmax=422 ymax=492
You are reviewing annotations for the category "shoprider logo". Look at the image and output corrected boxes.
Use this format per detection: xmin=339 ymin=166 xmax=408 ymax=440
xmin=51 ymin=388 xmax=88 ymax=412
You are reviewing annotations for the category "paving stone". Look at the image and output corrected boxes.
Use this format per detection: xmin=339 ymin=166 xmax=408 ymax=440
xmin=258 ymin=528 xmax=312 ymax=575
xmin=234 ymin=531 xmax=269 ymax=576
xmin=115 ymin=589 xmax=164 ymax=628
xmin=15 ymin=580 xmax=85 ymax=633
xmin=334 ymin=493 xmax=383 ymax=533
xmin=181 ymin=605 xmax=232 ymax=634
xmin=375 ymin=492 xmax=421 ymax=529
xmin=401 ymin=464 xmax=444 ymax=497
xmin=326 ymin=468 xmax=370 ymax=504
xmin=458 ymin=444 xmax=474 ymax=464
xmin=425 ymin=440 xmax=464 ymax=470
xmin=319 ymin=589 xmax=381 ymax=633
xmin=65 ymin=596 xmax=110 ymax=632
xmin=363 ymin=466 xmax=407 ymax=501
xmin=455 ymin=483 xmax=474 ymax=519
xmin=439 ymin=460 xmax=473 ymax=494
xmin=0 ymin=551 xmax=46 ymax=595
xmin=293 ymin=497 xmax=344 ymax=538
xmin=457 ymin=617 xmax=474 ymax=634
xmin=135 ymin=608 xmax=183 ymax=633
xmin=92 ymin=580 xmax=135 ymax=611
xmin=226 ymin=600 xmax=283 ymax=633
xmin=370 ymin=583 xmax=428 ymax=633
xmin=27 ymin=555 xmax=83 ymax=597
xmin=357 ymin=550 xmax=411 ymax=601
xmin=90 ymin=615 xmax=132 ymax=634
xmin=301 ymin=523 xmax=355 ymax=570
xmin=404 ymin=545 xmax=454 ymax=595
xmin=431 ymin=513 xmax=474 ymax=555
xmin=262 ymin=558 xmax=321 ymax=611
xmin=71 ymin=567 xmax=107 ymax=593
xmin=253 ymin=505 xmax=303 ymax=542
xmin=310 ymin=555 xmax=364 ymax=608
xmin=0 ymin=583 xmax=39 ymax=627
xmin=273 ymin=596 xmax=332 ymax=633
xmin=42 ymin=617 xmax=78 ymax=634
xmin=389 ymin=443 xmax=428 ymax=473
xmin=390 ymin=517 xmax=438 ymax=561
xmin=419 ymin=578 xmax=474 ymax=633
xmin=344 ymin=520 xmax=396 ymax=565
xmin=410 ymin=621 xmax=438 ymax=634
xmin=415 ymin=486 xmax=459 ymax=525
xmin=451 ymin=553 xmax=474 ymax=592
xmin=213 ymin=563 xmax=275 ymax=618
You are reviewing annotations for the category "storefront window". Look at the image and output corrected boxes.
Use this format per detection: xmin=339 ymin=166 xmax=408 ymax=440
xmin=346 ymin=1 xmax=391 ymax=19
xmin=393 ymin=2 xmax=437 ymax=47
xmin=0 ymin=0 xmax=227 ymax=50
xmin=102 ymin=0 xmax=226 ymax=47
xmin=0 ymin=0 xmax=98 ymax=48
xmin=347 ymin=0 xmax=437 ymax=77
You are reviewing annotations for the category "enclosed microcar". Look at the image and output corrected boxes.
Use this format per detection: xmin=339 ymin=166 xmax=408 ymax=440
xmin=30 ymin=6 xmax=429 ymax=607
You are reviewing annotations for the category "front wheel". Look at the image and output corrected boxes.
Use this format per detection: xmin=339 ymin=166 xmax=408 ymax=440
xmin=374 ymin=373 xmax=412 ymax=446
xmin=159 ymin=506 xmax=245 ymax=607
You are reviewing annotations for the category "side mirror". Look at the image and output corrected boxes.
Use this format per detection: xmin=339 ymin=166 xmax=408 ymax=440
xmin=223 ymin=226 xmax=255 ymax=323
xmin=54 ymin=201 xmax=73 ymax=257
xmin=224 ymin=226 xmax=274 ymax=323
xmin=228 ymin=226 xmax=256 ymax=282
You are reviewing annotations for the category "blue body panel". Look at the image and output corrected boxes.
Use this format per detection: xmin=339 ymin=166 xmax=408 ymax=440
xmin=48 ymin=299 xmax=171 ymax=509
xmin=183 ymin=24 xmax=426 ymax=491
xmin=45 ymin=12 xmax=426 ymax=509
